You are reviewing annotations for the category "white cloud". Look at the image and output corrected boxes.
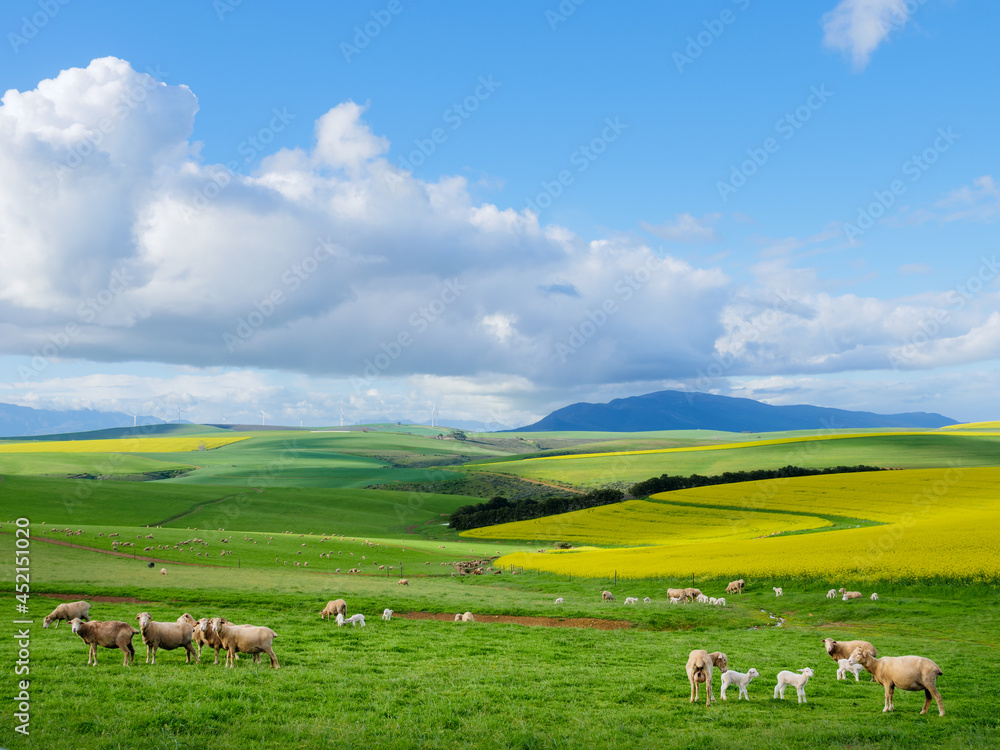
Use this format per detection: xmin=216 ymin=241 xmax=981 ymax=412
xmin=641 ymin=212 xmax=720 ymax=243
xmin=822 ymin=0 xmax=909 ymax=71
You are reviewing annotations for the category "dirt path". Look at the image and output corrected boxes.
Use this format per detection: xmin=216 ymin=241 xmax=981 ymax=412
xmin=29 ymin=536 xmax=223 ymax=569
xmin=398 ymin=611 xmax=633 ymax=630
xmin=152 ymin=487 xmax=264 ymax=526
xmin=472 ymin=471 xmax=586 ymax=494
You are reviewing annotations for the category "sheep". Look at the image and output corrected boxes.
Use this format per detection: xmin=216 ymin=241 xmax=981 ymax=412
xmin=209 ymin=617 xmax=279 ymax=669
xmin=176 ymin=613 xmax=197 ymax=628
xmin=382 ymin=609 xmax=393 ymax=621
xmin=773 ymin=587 xmax=783 ymax=597
xmin=774 ymin=668 xmax=815 ymax=703
xmin=870 ymin=592 xmax=879 ymax=601
xmin=685 ymin=649 xmax=728 ymax=707
xmin=708 ymin=597 xmax=718 ymax=605
xmin=684 ymin=588 xmax=702 ymax=601
xmin=669 ymin=597 xmax=682 ymax=604
xmin=696 ymin=594 xmax=709 ymax=604
xmin=398 ymin=579 xmax=409 ymax=586
xmin=826 ymin=589 xmax=837 ymax=599
xmin=643 ymin=597 xmax=651 ymax=603
xmin=839 ymin=587 xmax=863 ymax=600
xmin=320 ymin=599 xmax=347 ymax=620
xmin=715 ymin=597 xmax=726 ymax=607
xmin=336 ymin=613 xmax=366 ymax=627
xmin=193 ymin=617 xmax=226 ymax=664
xmin=721 ymin=667 xmax=759 ymax=701
xmin=135 ymin=612 xmax=198 ymax=664
xmin=624 ymin=597 xmax=638 ymax=605
xmin=667 ymin=588 xmax=687 ymax=601
xmin=837 ymin=658 xmax=865 ymax=681
xmin=454 ymin=611 xmax=475 ymax=623
xmin=823 ymin=637 xmax=878 ymax=682
xmin=160 ymin=568 xmax=167 ymax=575
xmin=554 ymin=597 xmax=564 ymax=604
xmin=725 ymin=579 xmax=745 ymax=595
xmin=847 ymin=647 xmax=944 ymax=715
xmin=602 ymin=590 xmax=614 ymax=601
xmin=43 ymin=600 xmax=91 ymax=629
xmin=70 ymin=618 xmax=139 ymax=666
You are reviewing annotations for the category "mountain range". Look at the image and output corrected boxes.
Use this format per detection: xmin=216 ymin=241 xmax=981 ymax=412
xmin=514 ymin=390 xmax=958 ymax=432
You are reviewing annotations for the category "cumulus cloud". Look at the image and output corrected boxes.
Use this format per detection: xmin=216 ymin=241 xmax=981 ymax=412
xmin=822 ymin=0 xmax=910 ymax=71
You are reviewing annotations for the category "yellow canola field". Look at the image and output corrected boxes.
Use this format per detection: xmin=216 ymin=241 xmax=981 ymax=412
xmin=493 ymin=467 xmax=1000 ymax=582
xmin=0 ymin=437 xmax=248 ymax=453
xmin=466 ymin=499 xmax=831 ymax=546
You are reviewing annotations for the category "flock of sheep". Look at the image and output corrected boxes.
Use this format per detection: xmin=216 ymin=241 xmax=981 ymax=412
xmin=42 ymin=578 xmax=944 ymax=716
xmin=685 ymin=637 xmax=944 ymax=716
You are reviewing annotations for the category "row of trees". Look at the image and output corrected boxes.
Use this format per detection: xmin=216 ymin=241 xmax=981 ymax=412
xmin=449 ymin=464 xmax=884 ymax=531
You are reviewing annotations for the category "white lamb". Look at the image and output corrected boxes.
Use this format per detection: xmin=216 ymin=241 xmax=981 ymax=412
xmin=624 ymin=597 xmax=638 ymax=605
xmin=773 ymin=587 xmax=783 ymax=597
xmin=870 ymin=592 xmax=879 ymax=601
xmin=837 ymin=658 xmax=865 ymax=681
xmin=643 ymin=597 xmax=651 ymax=603
xmin=554 ymin=597 xmax=564 ymax=604
xmin=335 ymin=613 xmax=365 ymax=627
xmin=715 ymin=597 xmax=726 ymax=606
xmin=708 ymin=597 xmax=718 ymax=605
xmin=774 ymin=668 xmax=815 ymax=703
xmin=827 ymin=589 xmax=837 ymax=599
xmin=696 ymin=594 xmax=709 ymax=604
xmin=382 ymin=609 xmax=393 ymax=621
xmin=721 ymin=667 xmax=759 ymax=701
xmin=669 ymin=597 xmax=682 ymax=604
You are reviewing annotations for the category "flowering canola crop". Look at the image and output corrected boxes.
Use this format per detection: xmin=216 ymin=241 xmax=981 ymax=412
xmin=0 ymin=437 xmax=248 ymax=453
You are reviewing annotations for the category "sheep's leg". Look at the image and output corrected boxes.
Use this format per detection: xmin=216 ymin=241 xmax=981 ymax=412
xmin=798 ymin=686 xmax=807 ymax=704
xmin=88 ymin=644 xmax=96 ymax=666
xmin=265 ymin=646 xmax=280 ymax=669
xmin=882 ymin=683 xmax=894 ymax=712
xmin=706 ymin=677 xmax=713 ymax=707
xmin=923 ymin=686 xmax=945 ymax=716
xmin=690 ymin=678 xmax=697 ymax=703
xmin=720 ymin=682 xmax=727 ymax=701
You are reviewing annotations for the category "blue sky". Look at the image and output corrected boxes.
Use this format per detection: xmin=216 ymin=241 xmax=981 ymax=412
xmin=1 ymin=0 xmax=998 ymax=427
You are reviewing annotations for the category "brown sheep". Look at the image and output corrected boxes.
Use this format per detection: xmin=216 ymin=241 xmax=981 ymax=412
xmin=135 ymin=612 xmax=198 ymax=664
xmin=667 ymin=588 xmax=688 ymax=601
xmin=70 ymin=618 xmax=138 ymax=666
xmin=725 ymin=579 xmax=745 ymax=595
xmin=686 ymin=650 xmax=728 ymax=707
xmin=848 ymin=647 xmax=944 ymax=716
xmin=839 ymin=587 xmax=863 ymax=600
xmin=43 ymin=600 xmax=91 ymax=629
xmin=602 ymin=590 xmax=615 ymax=601
xmin=684 ymin=587 xmax=703 ymax=601
xmin=193 ymin=617 xmax=226 ymax=664
xmin=398 ymin=579 xmax=409 ymax=586
xmin=823 ymin=637 xmax=878 ymax=682
xmin=320 ymin=599 xmax=347 ymax=619
xmin=209 ymin=617 xmax=279 ymax=669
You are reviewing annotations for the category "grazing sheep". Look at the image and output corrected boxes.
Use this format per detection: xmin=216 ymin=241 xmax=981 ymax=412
xmin=823 ymin=638 xmax=878 ymax=682
xmin=826 ymin=589 xmax=837 ymax=599
xmin=43 ymin=600 xmax=91 ymax=629
xmin=382 ymin=609 xmax=393 ymax=621
xmin=602 ymin=590 xmax=614 ymax=601
xmin=848 ymin=647 xmax=944 ymax=716
xmin=685 ymin=650 xmax=728 ymax=707
xmin=667 ymin=588 xmax=687 ymax=601
xmin=870 ymin=592 xmax=879 ymax=601
xmin=176 ymin=613 xmax=197 ymax=628
xmin=643 ymin=597 xmax=651 ymax=603
xmin=135 ymin=612 xmax=198 ymax=664
xmin=837 ymin=658 xmax=865 ymax=681
xmin=160 ymin=568 xmax=167 ymax=575
xmin=774 ymin=668 xmax=815 ymax=703
xmin=684 ymin=588 xmax=703 ymax=601
xmin=461 ymin=612 xmax=474 ymax=622
xmin=708 ymin=597 xmax=718 ymax=605
xmin=696 ymin=594 xmax=709 ymax=604
xmin=398 ymin=579 xmax=409 ymax=586
xmin=320 ymin=599 xmax=347 ymax=620
xmin=624 ymin=597 xmax=638 ymax=605
xmin=773 ymin=587 xmax=783 ymax=597
xmin=209 ymin=617 xmax=279 ymax=669
xmin=669 ymin=597 xmax=682 ymax=605
xmin=554 ymin=597 xmax=564 ymax=604
xmin=715 ymin=597 xmax=726 ymax=607
xmin=70 ymin=618 xmax=139 ymax=666
xmin=336 ymin=613 xmax=366 ymax=627
xmin=721 ymin=667 xmax=759 ymax=701
xmin=193 ymin=617 xmax=226 ymax=664
xmin=725 ymin=579 xmax=745 ymax=595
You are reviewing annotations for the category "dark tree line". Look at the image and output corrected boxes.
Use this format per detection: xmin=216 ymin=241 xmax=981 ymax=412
xmin=449 ymin=464 xmax=883 ymax=531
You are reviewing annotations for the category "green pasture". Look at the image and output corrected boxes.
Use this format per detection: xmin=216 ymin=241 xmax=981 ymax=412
xmin=465 ymin=432 xmax=1000 ymax=488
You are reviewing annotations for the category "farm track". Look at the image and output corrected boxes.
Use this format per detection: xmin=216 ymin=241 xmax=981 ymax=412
xmin=151 ymin=487 xmax=263 ymax=526
xmin=469 ymin=470 xmax=586 ymax=494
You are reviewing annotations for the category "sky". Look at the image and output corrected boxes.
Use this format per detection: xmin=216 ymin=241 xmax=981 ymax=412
xmin=1 ymin=0 xmax=998 ymax=428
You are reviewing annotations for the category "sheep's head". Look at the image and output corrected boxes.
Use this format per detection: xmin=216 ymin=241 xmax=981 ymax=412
xmin=822 ymin=638 xmax=837 ymax=654
xmin=69 ymin=618 xmax=83 ymax=633
xmin=209 ymin=617 xmax=228 ymax=633
xmin=136 ymin=612 xmax=152 ymax=628
xmin=711 ymin=652 xmax=729 ymax=673
xmin=799 ymin=667 xmax=814 ymax=678
xmin=747 ymin=668 xmax=760 ymax=679
xmin=42 ymin=615 xmax=54 ymax=629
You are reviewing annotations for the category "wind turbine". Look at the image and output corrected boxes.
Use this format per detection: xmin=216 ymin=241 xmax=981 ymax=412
xmin=339 ymin=407 xmax=345 ymax=427
xmin=430 ymin=403 xmax=437 ymax=429
xmin=261 ymin=409 xmax=266 ymax=426
xmin=130 ymin=414 xmax=137 ymax=428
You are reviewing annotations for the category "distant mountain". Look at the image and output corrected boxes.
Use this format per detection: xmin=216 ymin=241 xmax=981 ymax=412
xmin=514 ymin=390 xmax=958 ymax=432
xmin=0 ymin=402 xmax=165 ymax=438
